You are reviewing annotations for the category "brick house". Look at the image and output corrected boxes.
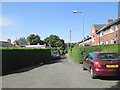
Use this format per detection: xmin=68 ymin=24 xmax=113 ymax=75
xmin=0 ymin=41 xmax=14 ymax=47
xmin=91 ymin=24 xmax=106 ymax=45
xmin=84 ymin=36 xmax=92 ymax=45
xmin=79 ymin=24 xmax=106 ymax=46
xmin=97 ymin=18 xmax=120 ymax=45
xmin=78 ymin=36 xmax=92 ymax=46
xmin=78 ymin=19 xmax=120 ymax=46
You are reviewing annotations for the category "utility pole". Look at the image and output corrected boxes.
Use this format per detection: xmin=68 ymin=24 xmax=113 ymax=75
xmin=70 ymin=30 xmax=71 ymax=48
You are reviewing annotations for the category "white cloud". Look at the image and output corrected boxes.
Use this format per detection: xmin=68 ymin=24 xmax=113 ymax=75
xmin=0 ymin=16 xmax=14 ymax=26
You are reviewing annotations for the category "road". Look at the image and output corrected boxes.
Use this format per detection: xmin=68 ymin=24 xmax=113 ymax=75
xmin=2 ymin=55 xmax=120 ymax=88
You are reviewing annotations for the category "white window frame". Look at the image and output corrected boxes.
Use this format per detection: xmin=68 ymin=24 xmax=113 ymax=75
xmin=106 ymin=40 xmax=109 ymax=44
xmin=110 ymin=25 xmax=115 ymax=33
xmin=118 ymin=24 xmax=120 ymax=30
xmin=111 ymin=38 xmax=116 ymax=44
xmin=100 ymin=41 xmax=104 ymax=45
xmin=100 ymin=31 xmax=104 ymax=37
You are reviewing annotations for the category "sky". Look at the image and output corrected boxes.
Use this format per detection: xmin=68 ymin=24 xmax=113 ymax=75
xmin=1 ymin=2 xmax=118 ymax=43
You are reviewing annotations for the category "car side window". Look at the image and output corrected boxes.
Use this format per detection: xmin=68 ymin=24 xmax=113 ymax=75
xmin=90 ymin=53 xmax=95 ymax=61
xmin=87 ymin=54 xmax=91 ymax=60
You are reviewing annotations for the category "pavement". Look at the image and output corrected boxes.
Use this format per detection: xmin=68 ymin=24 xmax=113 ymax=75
xmin=2 ymin=55 xmax=120 ymax=88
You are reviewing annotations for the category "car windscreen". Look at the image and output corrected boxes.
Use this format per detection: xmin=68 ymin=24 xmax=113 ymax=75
xmin=98 ymin=53 xmax=120 ymax=60
xmin=52 ymin=51 xmax=59 ymax=55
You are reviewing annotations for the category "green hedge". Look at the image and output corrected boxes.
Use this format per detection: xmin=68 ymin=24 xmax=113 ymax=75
xmin=69 ymin=44 xmax=120 ymax=64
xmin=2 ymin=48 xmax=52 ymax=75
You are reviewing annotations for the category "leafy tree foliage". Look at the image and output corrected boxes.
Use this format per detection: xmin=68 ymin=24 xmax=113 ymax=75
xmin=27 ymin=34 xmax=40 ymax=45
xmin=15 ymin=37 xmax=28 ymax=45
xmin=44 ymin=35 xmax=60 ymax=47
xmin=44 ymin=35 xmax=65 ymax=48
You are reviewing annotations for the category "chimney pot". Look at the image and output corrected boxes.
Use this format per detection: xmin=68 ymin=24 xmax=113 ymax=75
xmin=108 ymin=19 xmax=113 ymax=23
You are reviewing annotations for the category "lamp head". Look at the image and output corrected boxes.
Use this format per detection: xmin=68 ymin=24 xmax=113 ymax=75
xmin=73 ymin=10 xmax=78 ymax=13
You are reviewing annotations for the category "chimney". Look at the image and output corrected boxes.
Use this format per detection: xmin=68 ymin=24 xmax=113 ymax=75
xmin=87 ymin=36 xmax=89 ymax=38
xmin=108 ymin=19 xmax=113 ymax=23
xmin=118 ymin=13 xmax=120 ymax=18
xmin=7 ymin=38 xmax=11 ymax=43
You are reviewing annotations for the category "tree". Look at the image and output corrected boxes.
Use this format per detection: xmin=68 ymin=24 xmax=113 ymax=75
xmin=15 ymin=37 xmax=28 ymax=46
xmin=27 ymin=34 xmax=40 ymax=45
xmin=44 ymin=35 xmax=66 ymax=54
xmin=44 ymin=35 xmax=61 ymax=47
xmin=44 ymin=35 xmax=66 ymax=48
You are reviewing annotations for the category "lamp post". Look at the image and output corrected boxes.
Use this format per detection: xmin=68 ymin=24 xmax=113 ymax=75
xmin=70 ymin=30 xmax=71 ymax=48
xmin=73 ymin=10 xmax=85 ymax=46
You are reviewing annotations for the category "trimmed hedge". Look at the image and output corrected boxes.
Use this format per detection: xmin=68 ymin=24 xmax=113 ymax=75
xmin=2 ymin=48 xmax=52 ymax=75
xmin=69 ymin=44 xmax=120 ymax=64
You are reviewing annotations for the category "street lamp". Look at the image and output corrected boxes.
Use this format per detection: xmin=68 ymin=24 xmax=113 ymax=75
xmin=73 ymin=10 xmax=85 ymax=46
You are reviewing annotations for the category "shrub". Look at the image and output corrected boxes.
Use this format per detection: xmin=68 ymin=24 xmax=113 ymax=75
xmin=69 ymin=44 xmax=120 ymax=64
xmin=2 ymin=48 xmax=52 ymax=75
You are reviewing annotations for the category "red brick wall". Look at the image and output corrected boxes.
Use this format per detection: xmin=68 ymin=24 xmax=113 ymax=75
xmin=99 ymin=30 xmax=120 ymax=44
xmin=91 ymin=25 xmax=99 ymax=45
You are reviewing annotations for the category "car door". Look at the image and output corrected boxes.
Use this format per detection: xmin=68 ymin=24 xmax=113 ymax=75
xmin=85 ymin=53 xmax=94 ymax=71
xmin=88 ymin=53 xmax=95 ymax=70
xmin=84 ymin=54 xmax=91 ymax=70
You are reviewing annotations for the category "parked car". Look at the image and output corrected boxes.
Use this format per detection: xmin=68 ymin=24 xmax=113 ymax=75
xmin=51 ymin=50 xmax=61 ymax=59
xmin=82 ymin=52 xmax=120 ymax=79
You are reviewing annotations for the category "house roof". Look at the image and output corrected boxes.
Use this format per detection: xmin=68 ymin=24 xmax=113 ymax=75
xmin=78 ymin=36 xmax=91 ymax=44
xmin=93 ymin=24 xmax=106 ymax=31
xmin=97 ymin=18 xmax=120 ymax=34
xmin=0 ymin=41 xmax=14 ymax=47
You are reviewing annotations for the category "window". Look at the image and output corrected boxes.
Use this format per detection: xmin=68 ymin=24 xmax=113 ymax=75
xmin=106 ymin=40 xmax=109 ymax=44
xmin=100 ymin=31 xmax=104 ymax=37
xmin=91 ymin=53 xmax=96 ymax=60
xmin=98 ymin=53 xmax=120 ymax=60
xmin=111 ymin=38 xmax=116 ymax=44
xmin=118 ymin=24 xmax=120 ymax=30
xmin=86 ymin=53 xmax=96 ymax=60
xmin=110 ymin=26 xmax=115 ymax=33
xmin=88 ymin=54 xmax=93 ymax=60
xmin=114 ymin=40 xmax=117 ymax=44
xmin=111 ymin=39 xmax=114 ymax=44
xmin=101 ymin=41 xmax=104 ymax=45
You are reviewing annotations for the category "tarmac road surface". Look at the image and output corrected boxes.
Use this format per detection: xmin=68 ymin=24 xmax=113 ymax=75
xmin=2 ymin=55 xmax=120 ymax=88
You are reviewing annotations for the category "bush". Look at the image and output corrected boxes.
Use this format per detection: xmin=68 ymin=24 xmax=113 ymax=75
xmin=69 ymin=44 xmax=120 ymax=64
xmin=2 ymin=48 xmax=52 ymax=75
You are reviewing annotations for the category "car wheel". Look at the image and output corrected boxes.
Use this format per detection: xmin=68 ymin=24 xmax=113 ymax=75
xmin=83 ymin=64 xmax=86 ymax=70
xmin=90 ymin=68 xmax=96 ymax=79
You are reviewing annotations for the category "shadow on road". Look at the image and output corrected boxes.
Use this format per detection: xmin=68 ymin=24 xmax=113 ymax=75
xmin=105 ymin=81 xmax=120 ymax=90
xmin=3 ymin=63 xmax=44 ymax=76
xmin=3 ymin=55 xmax=67 ymax=76
xmin=100 ymin=76 xmax=120 ymax=90
xmin=99 ymin=76 xmax=120 ymax=81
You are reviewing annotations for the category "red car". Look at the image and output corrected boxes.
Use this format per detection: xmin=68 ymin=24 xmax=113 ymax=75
xmin=82 ymin=52 xmax=120 ymax=79
xmin=51 ymin=50 xmax=61 ymax=59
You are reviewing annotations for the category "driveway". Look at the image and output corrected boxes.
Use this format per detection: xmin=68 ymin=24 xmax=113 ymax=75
xmin=2 ymin=55 xmax=120 ymax=88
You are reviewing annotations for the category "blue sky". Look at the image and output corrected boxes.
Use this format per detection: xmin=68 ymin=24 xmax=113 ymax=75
xmin=1 ymin=2 xmax=118 ymax=43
